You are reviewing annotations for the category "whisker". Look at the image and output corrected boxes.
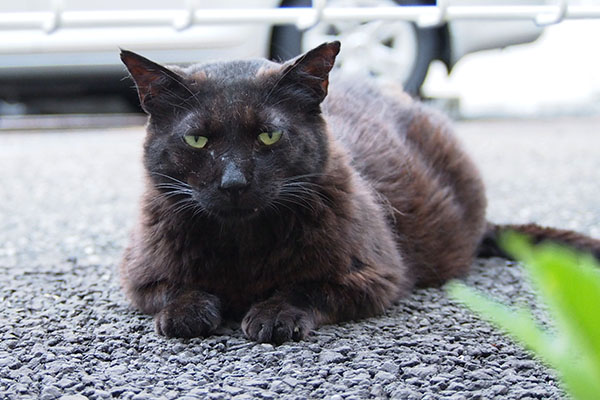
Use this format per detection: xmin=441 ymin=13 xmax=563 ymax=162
xmin=155 ymin=185 xmax=193 ymax=194
xmin=280 ymin=181 xmax=335 ymax=209
xmin=172 ymin=199 xmax=199 ymax=216
xmin=149 ymin=173 xmax=207 ymax=218
xmin=191 ymin=204 xmax=207 ymax=219
xmin=155 ymin=182 xmax=192 ymax=190
xmin=269 ymin=198 xmax=300 ymax=217
xmin=282 ymin=172 xmax=331 ymax=182
xmin=277 ymin=192 xmax=318 ymax=214
xmin=151 ymin=172 xmax=193 ymax=188
xmin=169 ymin=196 xmax=194 ymax=208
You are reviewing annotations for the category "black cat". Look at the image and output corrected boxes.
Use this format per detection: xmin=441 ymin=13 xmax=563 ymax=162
xmin=119 ymin=41 xmax=600 ymax=344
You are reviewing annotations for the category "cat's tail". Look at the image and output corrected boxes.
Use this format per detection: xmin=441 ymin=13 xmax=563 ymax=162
xmin=477 ymin=222 xmax=600 ymax=261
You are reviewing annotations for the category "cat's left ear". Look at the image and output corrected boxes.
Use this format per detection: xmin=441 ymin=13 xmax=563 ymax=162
xmin=280 ymin=41 xmax=341 ymax=104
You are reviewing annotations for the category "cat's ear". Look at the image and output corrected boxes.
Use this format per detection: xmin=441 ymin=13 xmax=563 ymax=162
xmin=120 ymin=50 xmax=187 ymax=115
xmin=280 ymin=41 xmax=341 ymax=104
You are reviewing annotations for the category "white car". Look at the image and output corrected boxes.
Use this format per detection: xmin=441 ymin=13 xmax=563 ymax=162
xmin=0 ymin=0 xmax=543 ymax=113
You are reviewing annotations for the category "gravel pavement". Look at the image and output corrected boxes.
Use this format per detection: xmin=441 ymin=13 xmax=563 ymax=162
xmin=1 ymin=116 xmax=599 ymax=399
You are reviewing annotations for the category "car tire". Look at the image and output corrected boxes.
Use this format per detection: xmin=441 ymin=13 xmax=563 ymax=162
xmin=401 ymin=26 xmax=437 ymax=95
xmin=270 ymin=0 xmax=310 ymax=62
xmin=270 ymin=0 xmax=439 ymax=96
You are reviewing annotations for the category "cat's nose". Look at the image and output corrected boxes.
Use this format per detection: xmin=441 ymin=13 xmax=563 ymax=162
xmin=219 ymin=161 xmax=249 ymax=199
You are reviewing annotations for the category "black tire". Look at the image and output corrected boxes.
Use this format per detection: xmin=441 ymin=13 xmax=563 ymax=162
xmin=402 ymin=26 xmax=438 ymax=95
xmin=269 ymin=0 xmax=311 ymax=62
xmin=269 ymin=0 xmax=439 ymax=96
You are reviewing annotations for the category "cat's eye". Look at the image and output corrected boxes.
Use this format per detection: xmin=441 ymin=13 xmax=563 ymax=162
xmin=184 ymin=135 xmax=208 ymax=149
xmin=258 ymin=131 xmax=282 ymax=146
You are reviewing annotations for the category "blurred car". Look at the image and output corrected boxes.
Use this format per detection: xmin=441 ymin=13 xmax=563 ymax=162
xmin=0 ymin=0 xmax=544 ymax=114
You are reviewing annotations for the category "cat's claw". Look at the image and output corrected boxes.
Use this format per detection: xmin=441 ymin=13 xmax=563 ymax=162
xmin=154 ymin=292 xmax=221 ymax=338
xmin=242 ymin=301 xmax=313 ymax=345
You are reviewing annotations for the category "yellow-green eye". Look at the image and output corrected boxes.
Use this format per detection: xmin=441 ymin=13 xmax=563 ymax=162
xmin=258 ymin=131 xmax=282 ymax=146
xmin=184 ymin=135 xmax=208 ymax=149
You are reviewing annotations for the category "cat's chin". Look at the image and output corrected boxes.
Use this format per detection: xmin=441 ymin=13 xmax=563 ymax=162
xmin=211 ymin=207 xmax=261 ymax=222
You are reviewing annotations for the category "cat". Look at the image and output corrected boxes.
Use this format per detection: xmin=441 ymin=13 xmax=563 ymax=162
xmin=119 ymin=41 xmax=600 ymax=344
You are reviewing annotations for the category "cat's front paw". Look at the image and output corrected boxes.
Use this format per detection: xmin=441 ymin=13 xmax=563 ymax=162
xmin=154 ymin=292 xmax=221 ymax=338
xmin=242 ymin=300 xmax=314 ymax=345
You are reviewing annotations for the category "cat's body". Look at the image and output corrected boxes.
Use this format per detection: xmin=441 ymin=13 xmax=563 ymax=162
xmin=119 ymin=42 xmax=596 ymax=343
xmin=323 ymin=81 xmax=487 ymax=287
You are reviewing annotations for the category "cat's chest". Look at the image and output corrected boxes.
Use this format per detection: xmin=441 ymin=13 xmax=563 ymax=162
xmin=180 ymin=220 xmax=295 ymax=274
xmin=151 ymin=201 xmax=350 ymax=313
xmin=159 ymin=211 xmax=344 ymax=309
xmin=177 ymin=229 xmax=293 ymax=309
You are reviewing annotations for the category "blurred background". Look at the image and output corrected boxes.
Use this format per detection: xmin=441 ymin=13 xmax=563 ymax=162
xmin=2 ymin=5 xmax=600 ymax=400
xmin=0 ymin=0 xmax=599 ymax=126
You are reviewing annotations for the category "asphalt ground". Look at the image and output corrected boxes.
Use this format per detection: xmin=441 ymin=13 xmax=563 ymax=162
xmin=1 ymin=115 xmax=599 ymax=399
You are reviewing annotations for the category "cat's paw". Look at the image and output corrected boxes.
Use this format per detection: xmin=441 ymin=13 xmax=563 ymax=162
xmin=242 ymin=300 xmax=314 ymax=345
xmin=154 ymin=292 xmax=221 ymax=338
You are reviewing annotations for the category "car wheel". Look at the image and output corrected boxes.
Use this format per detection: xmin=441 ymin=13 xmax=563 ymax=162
xmin=270 ymin=0 xmax=438 ymax=96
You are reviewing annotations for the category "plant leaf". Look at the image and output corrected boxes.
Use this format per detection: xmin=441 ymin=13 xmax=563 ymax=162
xmin=448 ymin=280 xmax=600 ymax=399
xmin=502 ymin=233 xmax=600 ymax=371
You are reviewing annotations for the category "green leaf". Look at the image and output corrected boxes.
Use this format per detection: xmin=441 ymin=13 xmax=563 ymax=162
xmin=447 ymin=238 xmax=600 ymax=400
xmin=447 ymin=282 xmax=558 ymax=362
xmin=502 ymin=233 xmax=600 ymax=372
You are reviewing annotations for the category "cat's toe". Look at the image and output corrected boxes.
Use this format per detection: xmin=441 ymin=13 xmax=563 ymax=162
xmin=154 ymin=293 xmax=221 ymax=338
xmin=242 ymin=302 xmax=314 ymax=345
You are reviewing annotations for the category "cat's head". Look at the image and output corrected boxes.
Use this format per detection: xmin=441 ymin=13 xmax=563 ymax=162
xmin=121 ymin=42 xmax=340 ymax=221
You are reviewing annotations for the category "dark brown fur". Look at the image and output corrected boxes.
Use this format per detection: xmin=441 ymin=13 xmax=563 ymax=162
xmin=119 ymin=42 xmax=598 ymax=344
xmin=479 ymin=222 xmax=600 ymax=260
